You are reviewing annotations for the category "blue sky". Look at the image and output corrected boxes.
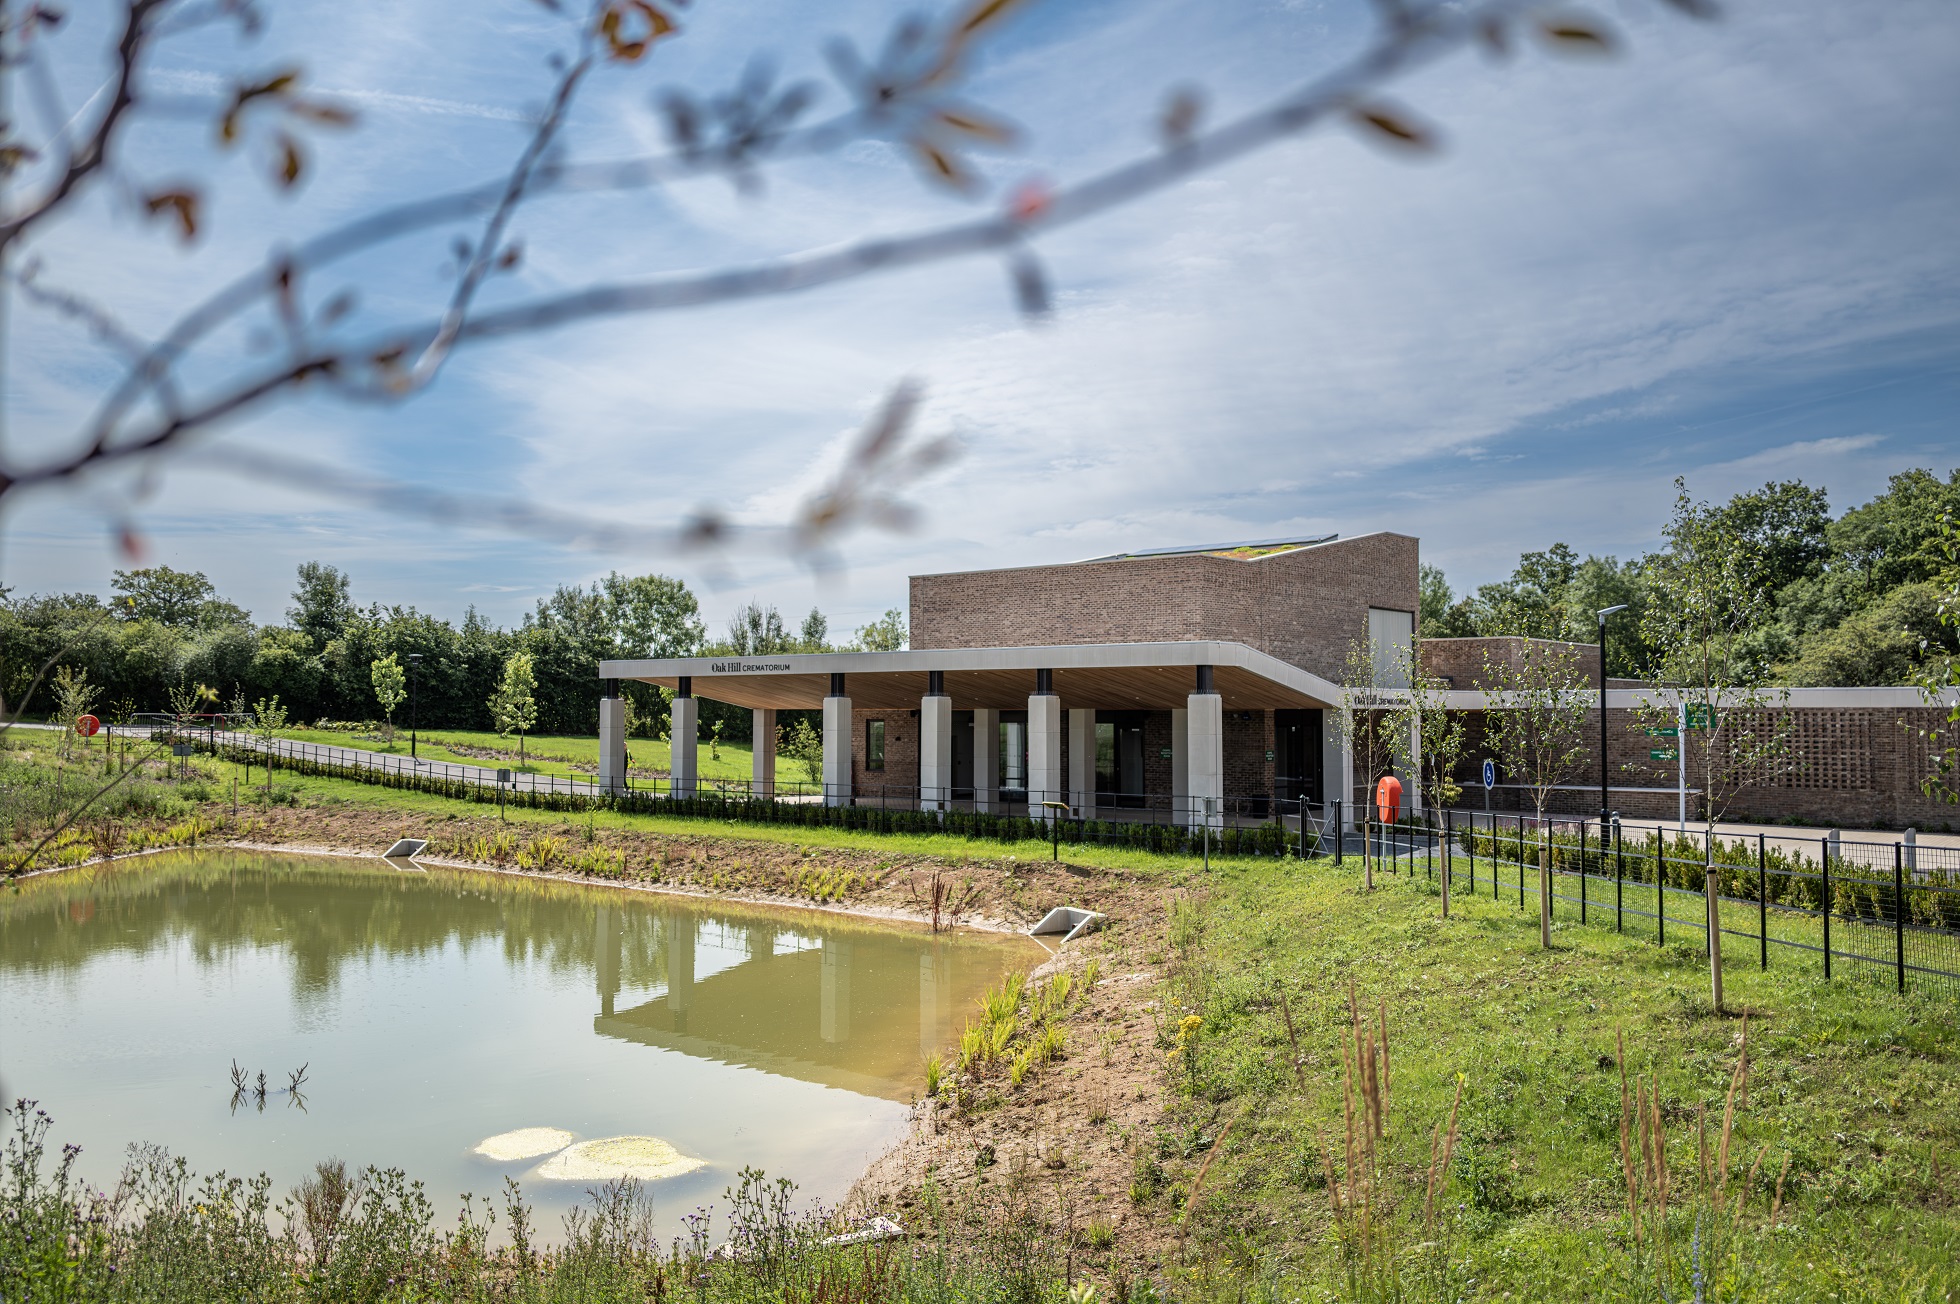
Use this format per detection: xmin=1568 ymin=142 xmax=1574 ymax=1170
xmin=5 ymin=0 xmax=1957 ymax=636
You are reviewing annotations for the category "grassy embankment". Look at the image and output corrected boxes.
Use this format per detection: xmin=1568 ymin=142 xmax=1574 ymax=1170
xmin=5 ymin=729 xmax=1959 ymax=1300
xmin=1113 ymin=856 xmax=1960 ymax=1299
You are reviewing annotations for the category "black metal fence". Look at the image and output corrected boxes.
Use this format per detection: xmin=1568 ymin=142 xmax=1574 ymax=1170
xmin=1409 ymin=809 xmax=1958 ymax=998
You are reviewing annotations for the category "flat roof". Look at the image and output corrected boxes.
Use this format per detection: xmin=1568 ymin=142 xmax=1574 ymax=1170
xmin=600 ymin=640 xmax=1345 ymax=711
xmin=1074 ymin=534 xmax=1338 ymax=563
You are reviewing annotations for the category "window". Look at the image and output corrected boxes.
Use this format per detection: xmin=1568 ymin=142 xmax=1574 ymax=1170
xmin=866 ymin=719 xmax=886 ymax=771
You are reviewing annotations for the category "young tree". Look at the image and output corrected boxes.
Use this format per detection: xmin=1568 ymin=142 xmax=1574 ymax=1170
xmin=51 ymin=666 xmax=101 ymax=756
xmin=1639 ymin=479 xmax=1800 ymax=1012
xmin=490 ymin=651 xmax=539 ymax=766
xmin=1333 ymin=632 xmax=1402 ymax=887
xmin=1392 ymin=644 xmax=1467 ymax=812
xmin=251 ymin=695 xmax=289 ymax=795
xmin=371 ymin=654 xmax=407 ymax=743
xmin=783 ymin=716 xmax=824 ymax=787
xmin=1480 ymin=640 xmax=1593 ymax=949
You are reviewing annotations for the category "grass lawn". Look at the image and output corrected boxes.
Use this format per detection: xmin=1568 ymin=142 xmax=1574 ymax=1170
xmin=1146 ymin=854 xmax=1960 ymax=1299
xmin=273 ymin=726 xmax=802 ymax=783
xmin=195 ymin=753 xmax=1256 ymax=876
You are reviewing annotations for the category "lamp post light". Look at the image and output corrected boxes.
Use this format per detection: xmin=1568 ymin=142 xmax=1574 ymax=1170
xmin=407 ymin=654 xmax=424 ymax=762
xmin=1596 ymin=605 xmax=1629 ymax=825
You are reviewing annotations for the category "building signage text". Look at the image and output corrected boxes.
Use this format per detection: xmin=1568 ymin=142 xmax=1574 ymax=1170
xmin=708 ymin=661 xmax=794 ymax=673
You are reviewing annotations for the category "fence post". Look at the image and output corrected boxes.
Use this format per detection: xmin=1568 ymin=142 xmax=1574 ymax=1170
xmin=1820 ymin=836 xmax=1831 ymax=981
xmin=1442 ymin=809 xmax=1452 ymax=918
xmin=1335 ymin=800 xmax=1343 ymax=866
xmin=1519 ymin=815 xmax=1526 ymax=911
xmin=1614 ymin=819 xmax=1623 ymax=933
xmin=1894 ymin=843 xmax=1907 ymax=995
xmin=1758 ymin=833 xmax=1768 ymax=971
xmin=1467 ymin=811 xmax=1476 ymax=892
xmin=1658 ymin=832 xmax=1665 ymax=949
xmin=1580 ymin=818 xmax=1588 ymax=925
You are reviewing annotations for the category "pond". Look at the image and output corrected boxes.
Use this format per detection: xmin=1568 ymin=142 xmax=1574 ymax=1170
xmin=0 ymin=850 xmax=1039 ymax=1234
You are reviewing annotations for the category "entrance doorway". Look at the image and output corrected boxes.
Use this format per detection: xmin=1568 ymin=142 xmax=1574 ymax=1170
xmin=1275 ymin=709 xmax=1323 ymax=805
xmin=1094 ymin=711 xmax=1147 ymax=808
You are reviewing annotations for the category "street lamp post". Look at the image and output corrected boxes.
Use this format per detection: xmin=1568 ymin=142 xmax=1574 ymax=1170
xmin=407 ymin=654 xmax=424 ymax=762
xmin=1596 ymin=605 xmax=1629 ymax=825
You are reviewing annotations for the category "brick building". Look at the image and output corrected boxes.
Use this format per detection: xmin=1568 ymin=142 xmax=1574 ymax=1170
xmin=597 ymin=538 xmax=1956 ymax=831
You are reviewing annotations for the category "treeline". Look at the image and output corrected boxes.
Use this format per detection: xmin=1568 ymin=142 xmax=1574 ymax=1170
xmin=1421 ymin=468 xmax=1960 ymax=686
xmin=0 ymin=561 xmax=906 ymax=736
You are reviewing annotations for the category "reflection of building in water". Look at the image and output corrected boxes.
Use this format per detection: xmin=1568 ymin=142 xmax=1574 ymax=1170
xmin=594 ymin=918 xmax=1010 ymax=1102
xmin=664 ymin=915 xmax=695 ymax=1034
xmin=596 ymin=905 xmax=620 ymax=1017
xmin=820 ymin=939 xmax=851 ymax=1044
xmin=919 ymin=948 xmax=947 ymax=1062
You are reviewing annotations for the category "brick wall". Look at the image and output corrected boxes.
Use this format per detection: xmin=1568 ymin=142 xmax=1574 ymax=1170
xmin=1441 ymin=706 xmax=1956 ymax=830
xmin=910 ymin=533 xmax=1418 ymax=682
xmin=1420 ymin=637 xmax=1602 ymax=690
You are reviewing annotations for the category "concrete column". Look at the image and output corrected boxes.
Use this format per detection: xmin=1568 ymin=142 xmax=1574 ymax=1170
xmin=751 ymin=707 xmax=776 ymax=798
xmin=1338 ymin=709 xmax=1355 ymax=828
xmin=669 ymin=693 xmax=698 ymax=798
xmin=1068 ymin=708 xmax=1096 ymax=815
xmin=1188 ymin=690 xmax=1223 ymax=830
xmin=973 ymin=708 xmax=1000 ymax=813
xmin=920 ymin=691 xmax=953 ymax=813
xmin=820 ymin=938 xmax=852 ymax=1043
xmin=1028 ymin=691 xmax=1063 ymax=821
xmin=822 ymin=693 xmax=852 ymax=806
xmin=1170 ymin=707 xmax=1189 ymax=825
xmin=598 ymin=696 xmax=627 ymax=794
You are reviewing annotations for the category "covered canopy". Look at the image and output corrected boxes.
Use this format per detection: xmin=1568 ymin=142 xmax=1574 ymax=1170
xmin=599 ymin=640 xmax=1344 ymax=712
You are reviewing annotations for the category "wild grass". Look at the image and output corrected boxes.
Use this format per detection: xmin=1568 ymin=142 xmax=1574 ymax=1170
xmin=1 ymin=1103 xmax=1086 ymax=1304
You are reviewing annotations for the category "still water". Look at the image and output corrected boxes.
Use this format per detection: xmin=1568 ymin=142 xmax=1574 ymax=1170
xmin=0 ymin=851 xmax=1038 ymax=1232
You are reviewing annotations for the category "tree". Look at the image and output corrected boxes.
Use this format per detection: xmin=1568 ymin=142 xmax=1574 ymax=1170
xmin=852 ymin=609 xmax=908 ymax=652
xmin=111 ymin=567 xmax=217 ymax=627
xmin=1479 ymin=640 xmax=1592 ymax=949
xmin=370 ymin=654 xmax=407 ymax=742
xmin=783 ymin=716 xmax=824 ymax=787
xmin=490 ymin=652 xmax=539 ymax=766
xmin=1333 ymin=631 xmax=1402 ymax=887
xmin=1914 ymin=514 xmax=1959 ymax=805
xmin=1418 ymin=565 xmax=1476 ymax=639
xmin=725 ymin=603 xmax=793 ymax=656
xmin=289 ymin=564 xmax=355 ymax=651
xmin=1392 ymin=645 xmax=1467 ymax=812
xmin=252 ymin=695 xmax=289 ymax=795
xmin=1640 ymin=479 xmax=1800 ymax=1012
xmin=798 ymin=609 xmax=831 ymax=653
xmin=602 ymin=573 xmax=705 ymax=659
xmin=51 ymin=666 xmax=101 ymax=755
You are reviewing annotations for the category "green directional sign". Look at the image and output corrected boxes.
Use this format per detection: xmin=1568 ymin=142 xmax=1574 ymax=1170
xmin=1684 ymin=704 xmax=1713 ymax=730
xmin=1645 ymin=726 xmax=1678 ymax=738
xmin=1650 ymin=748 xmax=1678 ymax=761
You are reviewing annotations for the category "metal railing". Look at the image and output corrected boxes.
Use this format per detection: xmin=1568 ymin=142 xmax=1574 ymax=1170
xmin=1438 ymin=809 xmax=1960 ymax=997
xmin=173 ymin=724 xmax=1349 ymax=858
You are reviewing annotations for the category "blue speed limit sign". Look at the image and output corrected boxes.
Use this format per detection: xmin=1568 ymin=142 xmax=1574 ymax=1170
xmin=1482 ymin=759 xmax=1496 ymax=789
